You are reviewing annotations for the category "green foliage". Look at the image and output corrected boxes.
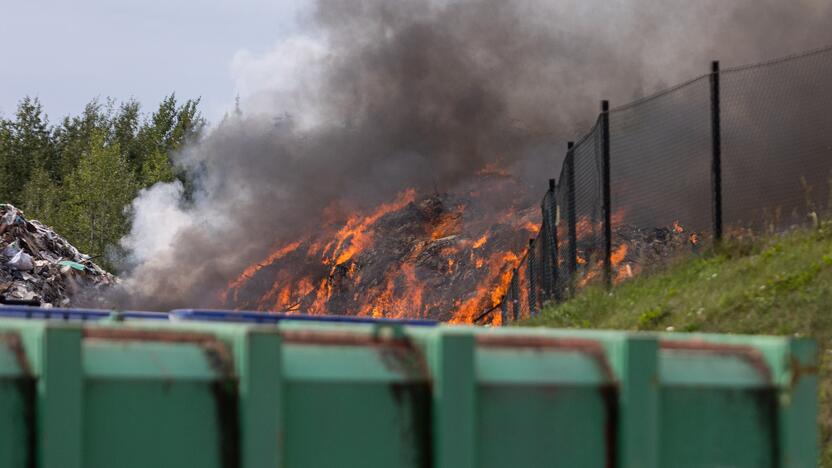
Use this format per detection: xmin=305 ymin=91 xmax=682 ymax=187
xmin=636 ymin=307 xmax=669 ymax=330
xmin=0 ymin=95 xmax=204 ymax=272
xmin=59 ymin=130 xmax=137 ymax=263
xmin=0 ymin=97 xmax=54 ymax=204
xmin=524 ymin=223 xmax=832 ymax=466
xmin=20 ymin=165 xmax=60 ymax=227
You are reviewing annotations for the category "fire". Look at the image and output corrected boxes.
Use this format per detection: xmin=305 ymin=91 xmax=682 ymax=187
xmin=575 ymin=218 xmax=595 ymax=238
xmin=224 ymin=182 xmax=529 ymax=325
xmin=578 ymin=263 xmax=601 ymax=288
xmin=430 ymin=205 xmax=465 ymax=240
xmin=229 ymin=241 xmax=302 ymax=290
xmin=221 ymin=240 xmax=303 ymax=304
xmin=611 ymin=244 xmax=628 ymax=265
xmin=329 ymin=189 xmax=417 ymax=266
xmin=611 ymin=244 xmax=630 ymax=284
xmin=472 ymin=233 xmax=489 ymax=249
xmin=524 ymin=222 xmax=540 ymax=234
xmin=491 ymin=264 xmax=515 ymax=306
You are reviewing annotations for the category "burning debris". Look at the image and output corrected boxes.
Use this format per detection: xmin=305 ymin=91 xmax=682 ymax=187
xmin=572 ymin=219 xmax=702 ymax=288
xmin=611 ymin=221 xmax=701 ymax=282
xmin=0 ymin=205 xmax=116 ymax=307
xmin=223 ymin=175 xmax=537 ymax=322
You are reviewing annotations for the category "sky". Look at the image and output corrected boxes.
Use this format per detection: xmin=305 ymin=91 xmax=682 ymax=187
xmin=0 ymin=0 xmax=310 ymax=122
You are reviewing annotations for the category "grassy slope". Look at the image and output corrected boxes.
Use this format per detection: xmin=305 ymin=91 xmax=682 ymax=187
xmin=524 ymin=224 xmax=832 ymax=464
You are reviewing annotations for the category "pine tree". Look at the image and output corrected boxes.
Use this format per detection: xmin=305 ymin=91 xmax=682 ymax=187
xmin=3 ymin=98 xmax=54 ymax=204
xmin=0 ymin=120 xmax=13 ymax=202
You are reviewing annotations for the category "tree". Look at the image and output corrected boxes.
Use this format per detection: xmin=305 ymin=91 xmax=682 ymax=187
xmin=0 ymin=120 xmax=13 ymax=202
xmin=20 ymin=165 xmax=60 ymax=227
xmin=1 ymin=94 xmax=203 ymax=273
xmin=1 ymin=98 xmax=54 ymax=204
xmin=52 ymin=99 xmax=110 ymax=182
xmin=59 ymin=130 xmax=137 ymax=267
xmin=137 ymin=94 xmax=205 ymax=193
xmin=112 ymin=100 xmax=143 ymax=173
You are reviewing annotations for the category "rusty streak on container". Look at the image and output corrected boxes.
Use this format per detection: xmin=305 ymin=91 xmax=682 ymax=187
xmin=475 ymin=335 xmax=616 ymax=382
xmin=660 ymin=340 xmax=772 ymax=382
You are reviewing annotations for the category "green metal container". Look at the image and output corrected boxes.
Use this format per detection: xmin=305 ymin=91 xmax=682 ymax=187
xmin=0 ymin=319 xmax=817 ymax=467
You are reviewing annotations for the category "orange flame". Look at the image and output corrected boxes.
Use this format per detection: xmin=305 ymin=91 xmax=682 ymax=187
xmin=524 ymin=222 xmax=540 ymax=234
xmin=221 ymin=241 xmax=303 ymax=304
xmin=472 ymin=233 xmax=489 ymax=249
xmin=611 ymin=244 xmax=628 ymax=266
xmin=330 ymin=189 xmax=417 ymax=266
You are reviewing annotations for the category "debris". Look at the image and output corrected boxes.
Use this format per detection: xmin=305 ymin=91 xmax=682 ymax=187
xmin=0 ymin=204 xmax=116 ymax=307
xmin=611 ymin=222 xmax=702 ymax=274
xmin=58 ymin=260 xmax=87 ymax=271
xmin=6 ymin=250 xmax=34 ymax=271
xmin=222 ymin=175 xmax=535 ymax=322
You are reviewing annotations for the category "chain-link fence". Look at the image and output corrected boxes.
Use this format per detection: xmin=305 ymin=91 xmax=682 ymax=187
xmin=482 ymin=44 xmax=832 ymax=325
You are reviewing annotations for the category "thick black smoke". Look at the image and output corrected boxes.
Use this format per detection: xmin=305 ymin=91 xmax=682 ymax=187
xmin=111 ymin=0 xmax=832 ymax=310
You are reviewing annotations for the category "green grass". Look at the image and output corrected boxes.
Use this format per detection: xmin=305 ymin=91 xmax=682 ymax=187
xmin=524 ymin=223 xmax=832 ymax=465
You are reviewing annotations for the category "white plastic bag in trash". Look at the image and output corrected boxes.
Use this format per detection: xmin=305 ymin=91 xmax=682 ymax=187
xmin=2 ymin=241 xmax=20 ymax=258
xmin=6 ymin=250 xmax=34 ymax=271
xmin=1 ymin=209 xmax=17 ymax=226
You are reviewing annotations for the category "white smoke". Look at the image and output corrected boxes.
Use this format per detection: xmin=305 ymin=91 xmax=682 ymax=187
xmin=120 ymin=182 xmax=193 ymax=266
xmin=230 ymin=35 xmax=329 ymax=129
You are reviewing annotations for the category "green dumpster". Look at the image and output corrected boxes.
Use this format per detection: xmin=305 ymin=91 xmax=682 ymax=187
xmin=0 ymin=318 xmax=817 ymax=467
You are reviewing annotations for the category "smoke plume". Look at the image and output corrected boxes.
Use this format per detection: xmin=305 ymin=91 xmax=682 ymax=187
xmin=111 ymin=0 xmax=832 ymax=310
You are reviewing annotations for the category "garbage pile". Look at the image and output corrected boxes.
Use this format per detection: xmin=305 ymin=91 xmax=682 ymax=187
xmin=223 ymin=174 xmax=538 ymax=323
xmin=0 ymin=204 xmax=116 ymax=307
xmin=610 ymin=222 xmax=701 ymax=281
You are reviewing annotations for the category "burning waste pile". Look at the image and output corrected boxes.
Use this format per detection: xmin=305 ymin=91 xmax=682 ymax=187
xmin=222 ymin=174 xmax=539 ymax=323
xmin=615 ymin=222 xmax=700 ymax=266
xmin=0 ymin=205 xmax=116 ymax=308
xmin=601 ymin=221 xmax=701 ymax=285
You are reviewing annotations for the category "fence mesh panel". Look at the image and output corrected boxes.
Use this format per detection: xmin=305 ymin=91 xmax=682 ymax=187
xmin=515 ymin=256 xmax=530 ymax=319
xmin=540 ymin=189 xmax=559 ymax=303
xmin=556 ymin=159 xmax=573 ymax=297
xmin=721 ymin=47 xmax=832 ymax=232
xmin=609 ymin=76 xmax=712 ymax=280
xmin=571 ymin=121 xmax=605 ymax=288
xmin=533 ymin=232 xmax=544 ymax=311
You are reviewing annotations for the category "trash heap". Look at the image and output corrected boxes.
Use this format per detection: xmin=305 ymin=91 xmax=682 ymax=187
xmin=0 ymin=204 xmax=116 ymax=308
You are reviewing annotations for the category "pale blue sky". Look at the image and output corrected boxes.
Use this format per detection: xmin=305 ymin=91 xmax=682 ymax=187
xmin=0 ymin=0 xmax=309 ymax=122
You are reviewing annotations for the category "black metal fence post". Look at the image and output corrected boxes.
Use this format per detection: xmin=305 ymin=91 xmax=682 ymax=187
xmin=601 ymin=100 xmax=612 ymax=289
xmin=539 ymin=194 xmax=551 ymax=303
xmin=527 ymin=238 xmax=537 ymax=317
xmin=710 ymin=61 xmax=723 ymax=243
xmin=566 ymin=142 xmax=578 ymax=297
xmin=544 ymin=179 xmax=560 ymax=302
xmin=510 ymin=268 xmax=520 ymax=320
